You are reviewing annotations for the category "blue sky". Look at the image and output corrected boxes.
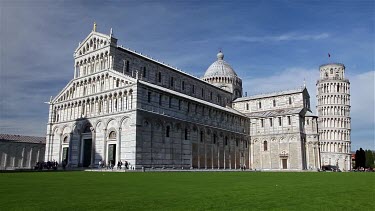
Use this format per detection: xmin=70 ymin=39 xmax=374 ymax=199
xmin=0 ymin=0 xmax=374 ymax=150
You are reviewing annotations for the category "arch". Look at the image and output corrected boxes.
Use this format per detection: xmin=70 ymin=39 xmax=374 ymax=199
xmin=105 ymin=118 xmax=118 ymax=130
xmin=108 ymin=130 xmax=117 ymax=140
xmin=120 ymin=116 xmax=130 ymax=129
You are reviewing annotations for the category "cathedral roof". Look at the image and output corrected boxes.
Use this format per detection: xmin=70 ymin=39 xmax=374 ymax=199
xmin=138 ymin=80 xmax=246 ymax=117
xmin=0 ymin=134 xmax=46 ymax=144
xmin=234 ymin=87 xmax=307 ymax=102
xmin=203 ymin=51 xmax=238 ymax=78
xmin=245 ymin=107 xmax=305 ymax=118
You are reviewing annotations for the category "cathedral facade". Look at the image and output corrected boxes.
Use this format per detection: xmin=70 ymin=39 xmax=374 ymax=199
xmin=44 ymin=26 xmax=351 ymax=171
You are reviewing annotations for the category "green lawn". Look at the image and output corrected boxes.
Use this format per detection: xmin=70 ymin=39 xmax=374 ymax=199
xmin=0 ymin=171 xmax=373 ymax=210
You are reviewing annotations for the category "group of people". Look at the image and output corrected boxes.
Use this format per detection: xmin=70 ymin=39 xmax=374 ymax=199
xmin=34 ymin=160 xmax=59 ymax=170
xmin=98 ymin=160 xmax=130 ymax=170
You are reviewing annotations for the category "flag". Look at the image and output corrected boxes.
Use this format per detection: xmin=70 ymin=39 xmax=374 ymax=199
xmin=328 ymin=53 xmax=331 ymax=58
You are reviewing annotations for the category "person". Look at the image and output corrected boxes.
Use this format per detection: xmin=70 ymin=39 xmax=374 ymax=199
xmin=117 ymin=161 xmax=121 ymax=170
xmin=62 ymin=159 xmax=67 ymax=170
xmin=125 ymin=161 xmax=128 ymax=169
xmin=98 ymin=160 xmax=102 ymax=169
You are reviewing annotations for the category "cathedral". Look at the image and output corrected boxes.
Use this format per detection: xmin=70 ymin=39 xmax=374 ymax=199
xmin=44 ymin=25 xmax=352 ymax=171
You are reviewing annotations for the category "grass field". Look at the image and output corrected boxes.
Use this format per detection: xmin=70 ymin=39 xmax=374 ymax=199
xmin=0 ymin=171 xmax=373 ymax=210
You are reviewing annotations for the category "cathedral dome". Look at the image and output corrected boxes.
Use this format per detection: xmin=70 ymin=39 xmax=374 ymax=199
xmin=203 ymin=51 xmax=237 ymax=78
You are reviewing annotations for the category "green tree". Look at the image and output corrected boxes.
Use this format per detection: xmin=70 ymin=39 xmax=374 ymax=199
xmin=365 ymin=150 xmax=374 ymax=168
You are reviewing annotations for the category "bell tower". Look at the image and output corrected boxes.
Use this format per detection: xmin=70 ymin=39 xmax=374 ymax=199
xmin=316 ymin=63 xmax=351 ymax=171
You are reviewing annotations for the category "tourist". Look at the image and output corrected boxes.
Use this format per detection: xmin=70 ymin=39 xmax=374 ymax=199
xmin=98 ymin=160 xmax=102 ymax=169
xmin=62 ymin=159 xmax=67 ymax=170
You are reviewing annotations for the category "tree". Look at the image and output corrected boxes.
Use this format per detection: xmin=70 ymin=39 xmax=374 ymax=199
xmin=355 ymin=148 xmax=366 ymax=169
xmin=365 ymin=150 xmax=374 ymax=168
xmin=355 ymin=150 xmax=360 ymax=168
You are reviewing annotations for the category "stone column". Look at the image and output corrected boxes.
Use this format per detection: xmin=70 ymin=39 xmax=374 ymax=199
xmin=58 ymin=132 xmax=63 ymax=162
xmin=234 ymin=147 xmax=237 ymax=169
xmin=103 ymin=129 xmax=107 ymax=164
xmin=49 ymin=134 xmax=54 ymax=161
xmin=217 ymin=140 xmax=220 ymax=169
xmin=21 ymin=147 xmax=25 ymax=167
xmin=90 ymin=128 xmax=96 ymax=167
xmin=28 ymin=147 xmax=33 ymax=168
xmin=249 ymin=140 xmax=252 ymax=169
xmin=116 ymin=127 xmax=122 ymax=165
xmin=223 ymin=146 xmax=226 ymax=169
xmin=36 ymin=149 xmax=40 ymax=164
xmin=306 ymin=142 xmax=310 ymax=169
xmin=68 ymin=132 xmax=73 ymax=165
xmin=197 ymin=139 xmax=200 ymax=169
xmin=211 ymin=144 xmax=214 ymax=169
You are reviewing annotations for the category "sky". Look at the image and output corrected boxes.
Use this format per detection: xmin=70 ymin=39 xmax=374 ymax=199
xmin=0 ymin=0 xmax=374 ymax=150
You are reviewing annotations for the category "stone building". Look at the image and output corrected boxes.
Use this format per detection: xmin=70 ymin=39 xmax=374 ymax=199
xmin=232 ymin=88 xmax=320 ymax=170
xmin=317 ymin=63 xmax=351 ymax=171
xmin=44 ymin=25 xmax=350 ymax=171
xmin=0 ymin=134 xmax=45 ymax=169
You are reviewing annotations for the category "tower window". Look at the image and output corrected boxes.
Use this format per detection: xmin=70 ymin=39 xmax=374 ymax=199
xmin=270 ymin=118 xmax=273 ymax=127
xmin=273 ymin=99 xmax=276 ymax=107
xmin=170 ymin=77 xmax=174 ymax=87
xmin=278 ymin=117 xmax=282 ymax=126
xmin=288 ymin=116 xmax=291 ymax=125
xmin=185 ymin=128 xmax=189 ymax=140
xmin=192 ymin=85 xmax=195 ymax=94
xmin=246 ymin=103 xmax=249 ymax=110
xmin=261 ymin=119 xmax=264 ymax=127
xmin=169 ymin=96 xmax=172 ymax=108
xmin=158 ymin=72 xmax=162 ymax=83
xmin=289 ymin=97 xmax=292 ymax=105
xmin=264 ymin=141 xmax=268 ymax=151
xmin=182 ymin=81 xmax=185 ymax=90
xmin=147 ymin=92 xmax=151 ymax=103
xmin=166 ymin=126 xmax=170 ymax=137
xmin=225 ymin=137 xmax=228 ymax=145
xmin=200 ymin=131 xmax=204 ymax=142
xmin=159 ymin=94 xmax=162 ymax=106
xmin=258 ymin=102 xmax=262 ymax=109
xmin=126 ymin=61 xmax=129 ymax=72
xmin=143 ymin=67 xmax=147 ymax=78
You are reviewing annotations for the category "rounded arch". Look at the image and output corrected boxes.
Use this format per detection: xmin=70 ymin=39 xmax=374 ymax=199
xmin=107 ymin=128 xmax=117 ymax=140
xmin=105 ymin=118 xmax=118 ymax=130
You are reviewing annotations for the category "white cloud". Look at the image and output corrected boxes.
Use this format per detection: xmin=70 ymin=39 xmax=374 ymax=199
xmin=242 ymin=67 xmax=318 ymax=110
xmin=232 ymin=32 xmax=330 ymax=43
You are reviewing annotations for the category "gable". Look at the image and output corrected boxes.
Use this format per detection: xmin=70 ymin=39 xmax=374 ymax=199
xmin=53 ymin=69 xmax=136 ymax=104
xmin=74 ymin=32 xmax=113 ymax=58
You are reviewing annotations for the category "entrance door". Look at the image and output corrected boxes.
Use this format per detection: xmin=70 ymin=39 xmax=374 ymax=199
xmin=108 ymin=144 xmax=116 ymax=165
xmin=83 ymin=139 xmax=92 ymax=167
xmin=282 ymin=159 xmax=288 ymax=169
xmin=62 ymin=147 xmax=69 ymax=163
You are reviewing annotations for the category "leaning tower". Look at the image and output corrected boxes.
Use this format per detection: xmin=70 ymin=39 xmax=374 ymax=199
xmin=317 ymin=63 xmax=351 ymax=171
